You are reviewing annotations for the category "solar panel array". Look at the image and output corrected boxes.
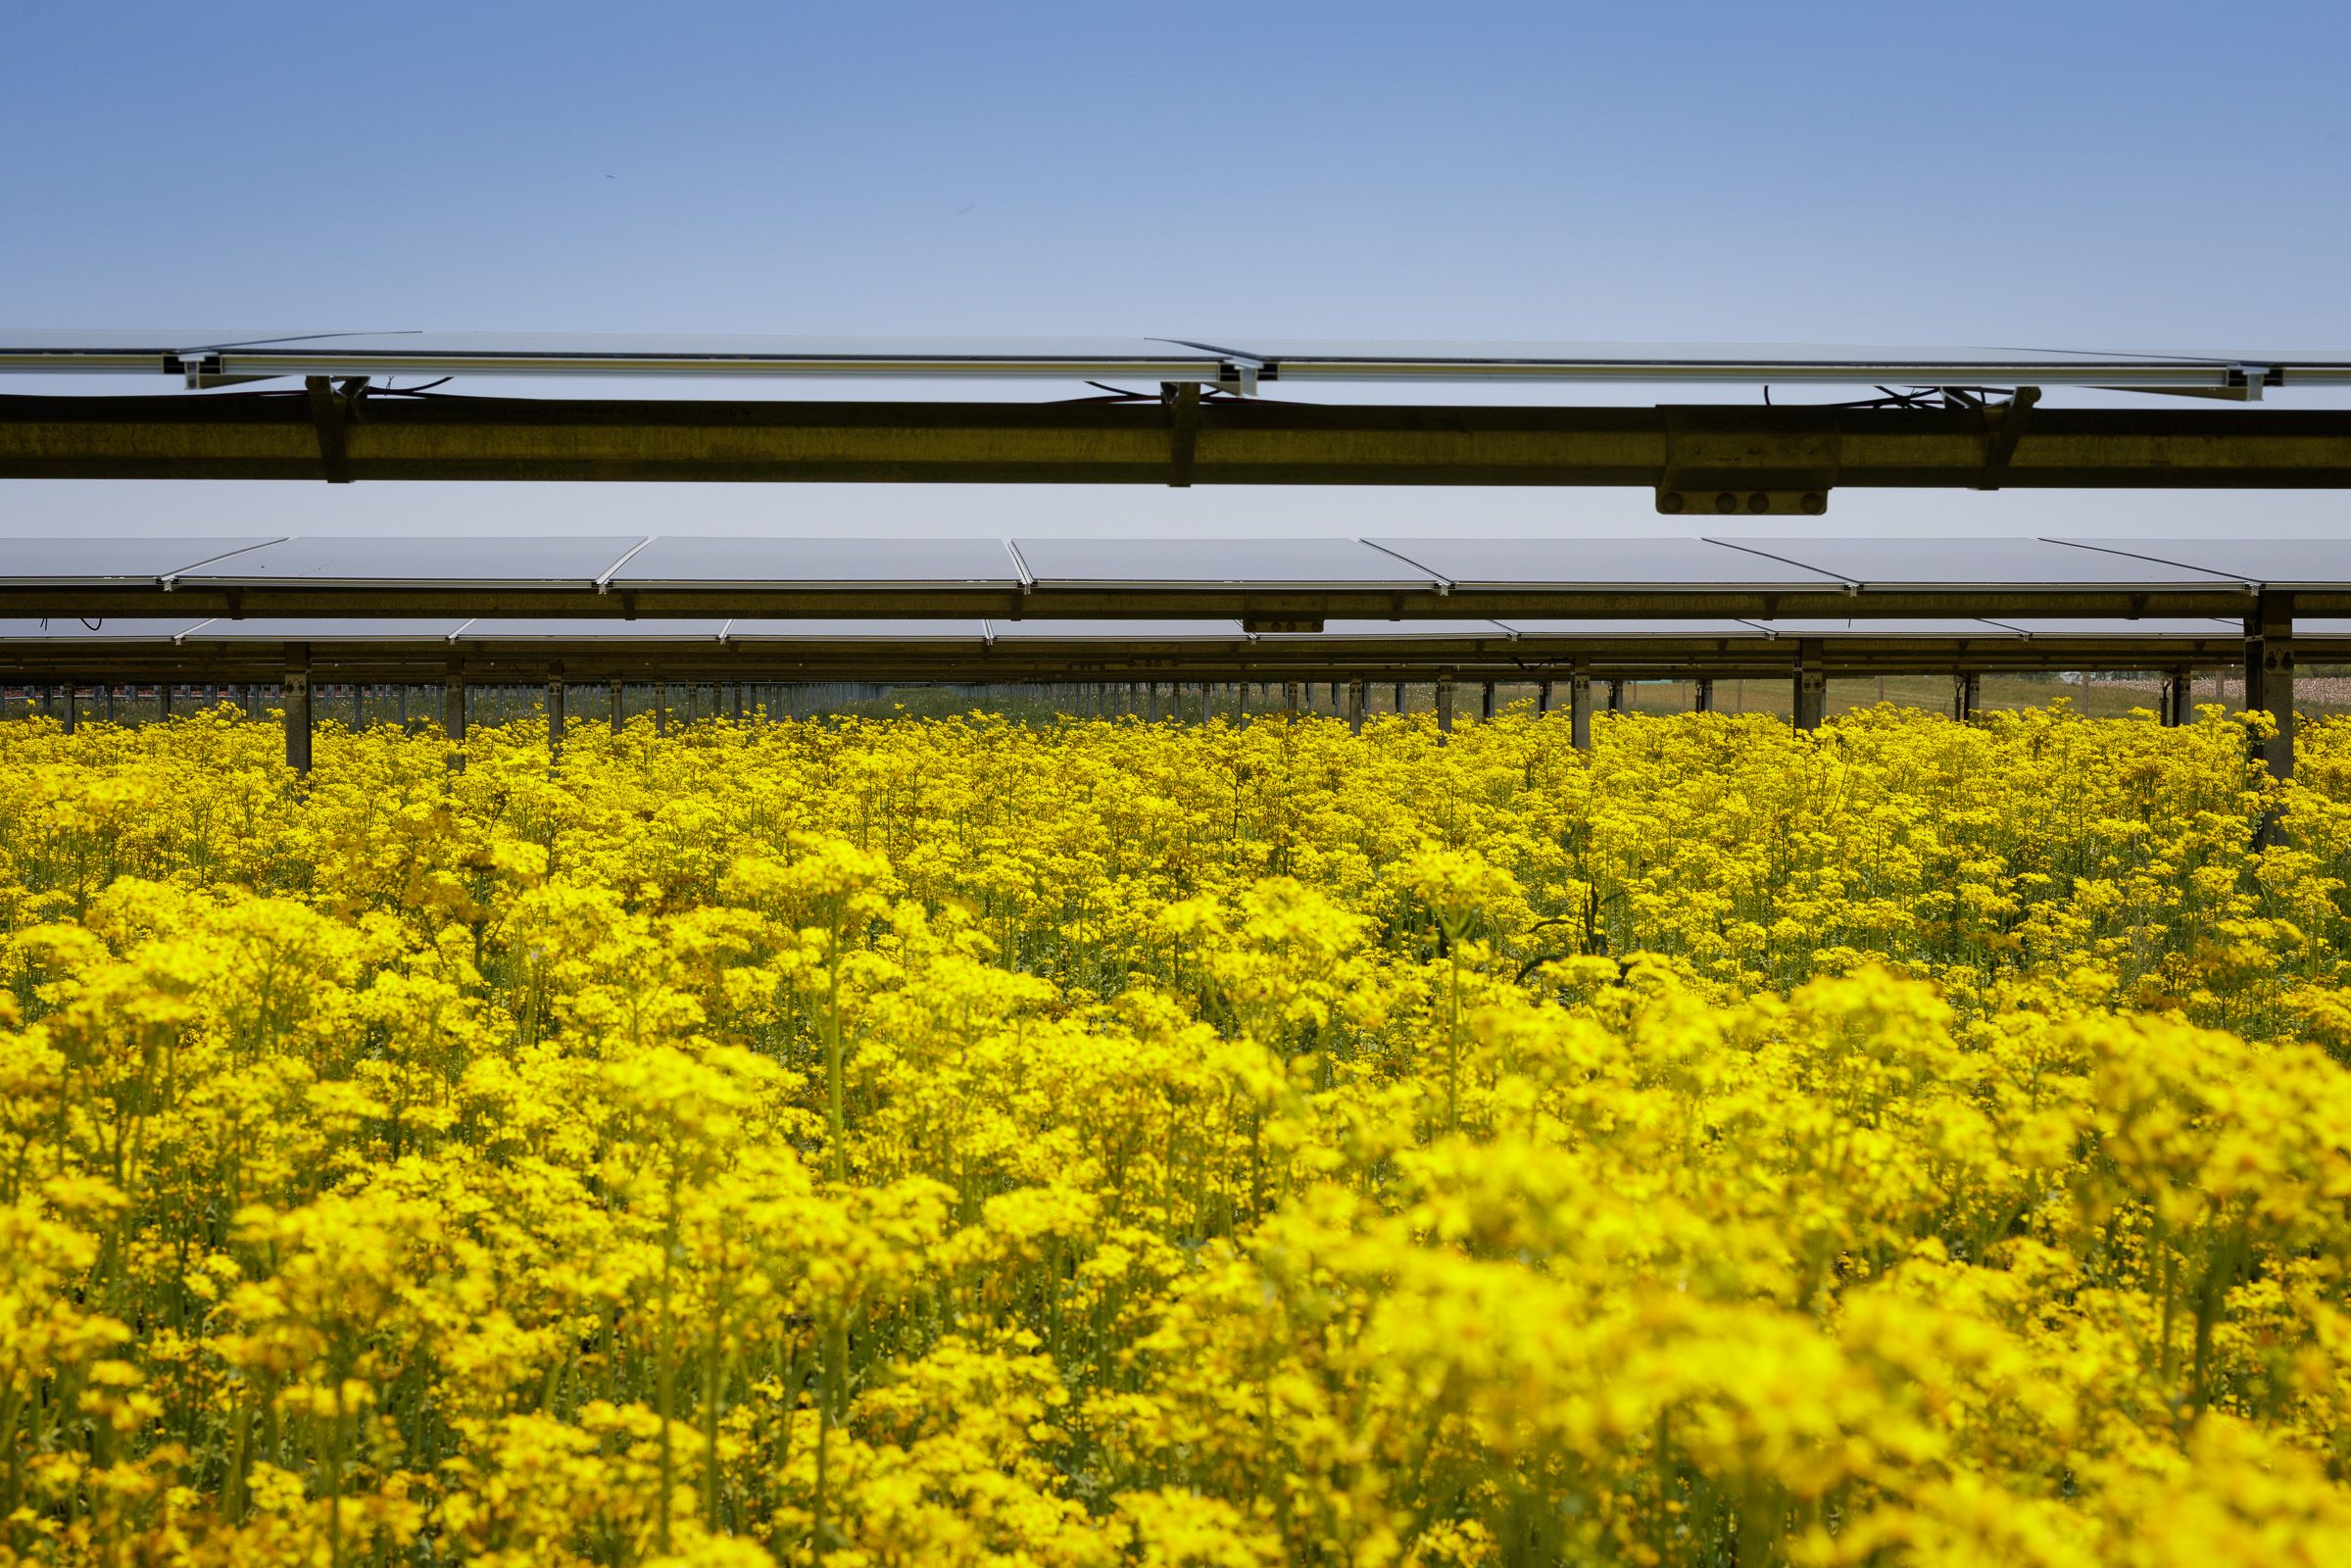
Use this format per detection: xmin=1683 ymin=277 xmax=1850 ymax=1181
xmin=0 ymin=535 xmax=2332 ymax=595
xmin=3 ymin=331 xmax=2346 ymax=392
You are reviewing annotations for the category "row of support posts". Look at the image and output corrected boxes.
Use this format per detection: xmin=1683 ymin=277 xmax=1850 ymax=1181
xmin=23 ymin=628 xmax=2309 ymax=786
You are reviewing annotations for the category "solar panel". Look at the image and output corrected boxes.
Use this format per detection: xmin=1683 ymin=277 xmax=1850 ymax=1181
xmin=617 ymin=537 xmax=1020 ymax=587
xmin=1983 ymin=617 xmax=2245 ymax=639
xmin=0 ymin=538 xmax=279 ymax=583
xmin=1252 ymin=619 xmax=1512 ymax=640
xmin=1184 ymin=340 xmax=2347 ymax=391
xmin=0 ymin=331 xmax=1233 ymax=382
xmin=987 ymin=619 xmax=1249 ymax=640
xmin=1719 ymin=538 xmax=2246 ymax=591
xmin=175 ymin=618 xmax=470 ymax=641
xmin=1744 ymin=619 xmax=2031 ymax=637
xmin=1499 ymin=618 xmax=1776 ymax=637
xmin=171 ymin=537 xmax=647 ymax=585
xmin=0 ymin=616 xmax=212 ymax=641
xmin=7 ymin=332 xmax=2342 ymax=392
xmin=1012 ymin=538 xmax=1435 ymax=589
xmin=456 ymin=619 xmax=728 ymax=640
xmin=2050 ymin=539 xmax=2351 ymax=590
xmin=725 ymin=619 xmax=991 ymax=641
xmin=1369 ymin=538 xmax=1841 ymax=589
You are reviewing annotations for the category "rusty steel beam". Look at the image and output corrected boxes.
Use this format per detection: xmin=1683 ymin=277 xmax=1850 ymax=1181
xmin=4 ymin=394 xmax=2351 ymax=505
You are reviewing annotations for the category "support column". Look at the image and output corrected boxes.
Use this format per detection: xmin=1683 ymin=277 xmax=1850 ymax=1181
xmin=442 ymin=662 xmax=466 ymax=768
xmin=1570 ymin=663 xmax=1592 ymax=752
xmin=61 ymin=684 xmax=77 ymax=735
xmin=1953 ymin=672 xmax=1981 ymax=722
xmin=1793 ymin=641 xmax=1828 ymax=731
xmin=284 ymin=650 xmax=313 ymax=774
xmin=1538 ymin=679 xmax=1555 ymax=715
xmin=1435 ymin=671 xmax=1456 ymax=734
xmin=1607 ymin=679 xmax=1625 ymax=713
xmin=350 ymin=681 xmax=364 ymax=732
xmin=2246 ymin=590 xmax=2294 ymax=781
xmin=104 ymin=683 xmax=116 ymax=724
xmin=1481 ymin=680 xmax=1496 ymax=720
xmin=158 ymin=681 xmax=172 ymax=721
xmin=1346 ymin=678 xmax=1367 ymax=733
xmin=546 ymin=671 xmax=566 ymax=754
xmin=655 ymin=681 xmax=668 ymax=736
xmin=732 ymin=682 xmax=745 ymax=722
xmin=1692 ymin=676 xmax=1714 ymax=713
xmin=2161 ymin=669 xmax=2191 ymax=727
xmin=1283 ymin=680 xmax=1301 ymax=716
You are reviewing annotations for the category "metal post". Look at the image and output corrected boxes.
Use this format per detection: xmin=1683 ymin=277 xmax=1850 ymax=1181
xmin=2161 ymin=669 xmax=2191 ymax=727
xmin=443 ymin=663 xmax=466 ymax=762
xmin=61 ymin=684 xmax=76 ymax=735
xmin=1538 ymin=679 xmax=1555 ymax=714
xmin=1691 ymin=677 xmax=1713 ymax=713
xmin=284 ymin=653 xmax=313 ymax=774
xmin=349 ymin=681 xmax=362 ymax=731
xmin=2246 ymin=590 xmax=2294 ymax=781
xmin=104 ymin=683 xmax=116 ymax=724
xmin=1954 ymin=672 xmax=1981 ymax=722
xmin=655 ymin=681 xmax=668 ymax=736
xmin=1607 ymin=679 xmax=1625 ymax=713
xmin=1481 ymin=680 xmax=1496 ymax=720
xmin=1793 ymin=641 xmax=1828 ymax=731
xmin=546 ymin=672 xmax=565 ymax=753
xmin=1346 ymin=679 xmax=1366 ymax=733
xmin=611 ymin=678 xmax=625 ymax=732
xmin=157 ymin=681 xmax=172 ymax=722
xmin=1284 ymin=680 xmax=1301 ymax=716
xmin=1436 ymin=672 xmax=1456 ymax=734
xmin=1393 ymin=681 xmax=1406 ymax=714
xmin=1570 ymin=664 xmax=1592 ymax=752
xmin=732 ymin=682 xmax=744 ymax=722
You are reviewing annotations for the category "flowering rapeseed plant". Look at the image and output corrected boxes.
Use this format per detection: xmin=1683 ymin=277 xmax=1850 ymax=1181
xmin=2 ymin=698 xmax=2350 ymax=1565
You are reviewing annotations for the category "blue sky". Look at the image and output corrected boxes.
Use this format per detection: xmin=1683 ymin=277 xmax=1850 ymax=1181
xmin=3 ymin=1 xmax=2346 ymax=539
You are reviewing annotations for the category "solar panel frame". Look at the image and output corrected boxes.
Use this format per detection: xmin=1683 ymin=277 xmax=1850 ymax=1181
xmin=1011 ymin=538 xmax=1437 ymax=590
xmin=1369 ymin=537 xmax=1844 ymax=590
xmin=1498 ymin=617 xmax=1777 ymax=638
xmin=1251 ymin=619 xmax=1513 ymax=640
xmin=985 ymin=619 xmax=1251 ymax=640
xmin=171 ymin=536 xmax=650 ymax=587
xmin=2048 ymin=539 xmax=2351 ymax=591
xmin=1717 ymin=537 xmax=2249 ymax=592
xmin=724 ymin=619 xmax=992 ymax=642
xmin=455 ymin=618 xmax=730 ymax=641
xmin=173 ymin=617 xmax=472 ymax=642
xmin=0 ymin=537 xmax=281 ymax=584
xmin=615 ymin=537 xmax=1023 ymax=589
xmin=1742 ymin=618 xmax=2032 ymax=638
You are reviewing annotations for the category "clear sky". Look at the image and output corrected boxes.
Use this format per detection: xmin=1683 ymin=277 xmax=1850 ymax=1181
xmin=3 ymin=1 xmax=2346 ymax=541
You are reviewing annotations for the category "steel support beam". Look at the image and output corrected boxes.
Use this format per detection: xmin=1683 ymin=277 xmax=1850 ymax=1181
xmin=1436 ymin=672 xmax=1455 ymax=734
xmin=1692 ymin=676 xmax=1714 ymax=713
xmin=8 ymin=395 xmax=2351 ymax=499
xmin=1570 ymin=665 xmax=1592 ymax=752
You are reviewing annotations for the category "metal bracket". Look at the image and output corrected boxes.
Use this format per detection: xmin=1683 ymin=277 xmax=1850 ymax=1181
xmin=1163 ymin=381 xmax=1202 ymax=488
xmin=1974 ymin=385 xmax=2040 ymax=491
xmin=306 ymin=375 xmax=369 ymax=484
xmin=1656 ymin=408 xmax=1837 ymax=515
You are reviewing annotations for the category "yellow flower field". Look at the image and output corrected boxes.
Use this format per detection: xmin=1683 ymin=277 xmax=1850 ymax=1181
xmin=5 ymin=701 xmax=2351 ymax=1567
